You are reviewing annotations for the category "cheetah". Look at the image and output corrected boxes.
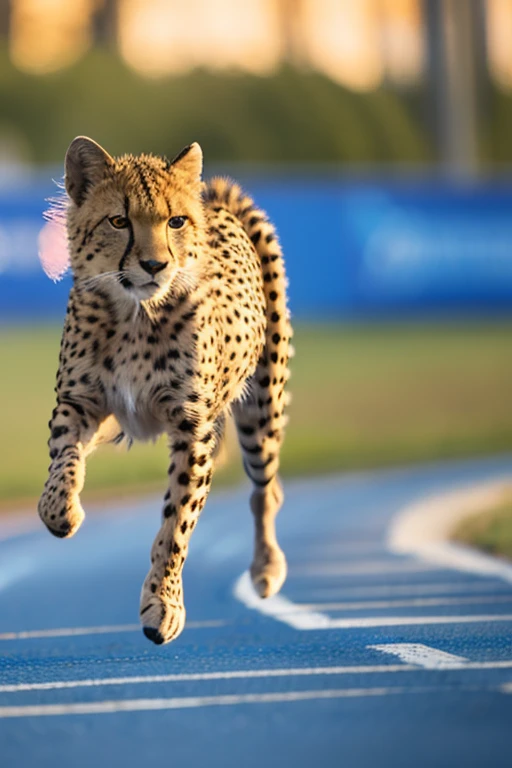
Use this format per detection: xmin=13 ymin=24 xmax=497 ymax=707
xmin=37 ymin=136 xmax=292 ymax=645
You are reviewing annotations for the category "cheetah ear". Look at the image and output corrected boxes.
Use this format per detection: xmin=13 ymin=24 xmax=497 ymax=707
xmin=170 ymin=142 xmax=203 ymax=181
xmin=65 ymin=136 xmax=114 ymax=206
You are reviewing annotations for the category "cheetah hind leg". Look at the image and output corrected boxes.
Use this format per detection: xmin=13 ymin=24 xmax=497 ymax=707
xmin=234 ymin=399 xmax=287 ymax=598
xmin=249 ymin=475 xmax=287 ymax=598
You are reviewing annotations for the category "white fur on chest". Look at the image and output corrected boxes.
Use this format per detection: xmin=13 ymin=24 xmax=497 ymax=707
xmin=108 ymin=378 xmax=162 ymax=442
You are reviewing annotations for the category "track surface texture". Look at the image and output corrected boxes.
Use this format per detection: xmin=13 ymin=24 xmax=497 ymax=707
xmin=1 ymin=455 xmax=512 ymax=768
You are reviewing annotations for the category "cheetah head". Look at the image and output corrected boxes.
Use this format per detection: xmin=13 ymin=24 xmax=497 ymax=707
xmin=64 ymin=136 xmax=205 ymax=304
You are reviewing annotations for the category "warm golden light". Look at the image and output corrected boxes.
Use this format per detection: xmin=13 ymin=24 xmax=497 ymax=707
xmin=119 ymin=0 xmax=281 ymax=77
xmin=486 ymin=0 xmax=512 ymax=90
xmin=379 ymin=0 xmax=424 ymax=85
xmin=10 ymin=0 xmax=95 ymax=74
xmin=302 ymin=0 xmax=383 ymax=91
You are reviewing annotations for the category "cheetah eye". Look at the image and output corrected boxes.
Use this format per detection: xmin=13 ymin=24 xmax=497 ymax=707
xmin=168 ymin=216 xmax=188 ymax=229
xmin=109 ymin=215 xmax=129 ymax=229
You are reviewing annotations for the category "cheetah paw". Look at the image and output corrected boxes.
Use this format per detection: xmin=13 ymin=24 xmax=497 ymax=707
xmin=139 ymin=594 xmax=186 ymax=645
xmin=38 ymin=490 xmax=85 ymax=539
xmin=250 ymin=543 xmax=287 ymax=599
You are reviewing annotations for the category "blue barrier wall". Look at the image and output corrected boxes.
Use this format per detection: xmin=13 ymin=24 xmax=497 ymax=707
xmin=1 ymin=172 xmax=512 ymax=322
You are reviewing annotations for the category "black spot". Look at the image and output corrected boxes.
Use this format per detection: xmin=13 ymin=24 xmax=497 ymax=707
xmin=163 ymin=503 xmax=177 ymax=518
xmin=179 ymin=419 xmax=195 ymax=433
xmin=178 ymin=472 xmax=189 ymax=485
xmin=259 ymin=376 xmax=270 ymax=388
xmin=272 ymin=333 xmax=281 ymax=344
xmin=103 ymin=356 xmax=114 ymax=372
xmin=269 ymin=291 xmax=278 ymax=301
xmin=51 ymin=425 xmax=69 ymax=440
xmin=154 ymin=355 xmax=166 ymax=371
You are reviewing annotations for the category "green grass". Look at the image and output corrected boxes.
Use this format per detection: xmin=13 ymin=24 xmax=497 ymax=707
xmin=1 ymin=321 xmax=512 ymax=503
xmin=452 ymin=489 xmax=512 ymax=561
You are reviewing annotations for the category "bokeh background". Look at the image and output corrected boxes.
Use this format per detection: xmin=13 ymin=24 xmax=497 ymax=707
xmin=1 ymin=0 xmax=512 ymax=505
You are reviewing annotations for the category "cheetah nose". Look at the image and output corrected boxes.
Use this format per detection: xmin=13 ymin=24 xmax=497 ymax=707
xmin=140 ymin=259 xmax=168 ymax=276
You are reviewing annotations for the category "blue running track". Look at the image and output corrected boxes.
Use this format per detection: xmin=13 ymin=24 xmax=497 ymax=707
xmin=1 ymin=455 xmax=512 ymax=768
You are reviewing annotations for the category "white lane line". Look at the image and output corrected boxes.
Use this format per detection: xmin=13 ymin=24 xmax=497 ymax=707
xmin=306 ymin=582 xmax=511 ymax=598
xmin=234 ymin=571 xmax=332 ymax=630
xmin=295 ymin=560 xmax=443 ymax=576
xmin=389 ymin=481 xmax=512 ymax=585
xmin=0 ymin=686 xmax=473 ymax=718
xmin=0 ymin=665 xmax=413 ymax=693
xmin=327 ymin=615 xmax=512 ymax=629
xmin=368 ymin=643 xmax=468 ymax=669
xmin=300 ymin=595 xmax=512 ymax=611
xmin=0 ymin=620 xmax=225 ymax=641
xmin=2 ymin=661 xmax=512 ymax=694
xmin=234 ymin=571 xmax=512 ymax=630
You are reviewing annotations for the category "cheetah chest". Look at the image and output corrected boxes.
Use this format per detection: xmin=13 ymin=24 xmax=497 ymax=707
xmin=107 ymin=375 xmax=162 ymax=442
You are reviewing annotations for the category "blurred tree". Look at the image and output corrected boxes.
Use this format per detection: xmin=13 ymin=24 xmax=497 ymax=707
xmin=0 ymin=0 xmax=11 ymax=38
xmin=0 ymin=47 xmax=430 ymax=166
xmin=276 ymin=0 xmax=307 ymax=68
xmin=91 ymin=0 xmax=119 ymax=48
xmin=423 ymin=0 xmax=482 ymax=176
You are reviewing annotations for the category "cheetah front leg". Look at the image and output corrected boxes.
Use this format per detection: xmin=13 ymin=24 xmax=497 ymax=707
xmin=140 ymin=420 xmax=218 ymax=645
xmin=38 ymin=400 xmax=104 ymax=538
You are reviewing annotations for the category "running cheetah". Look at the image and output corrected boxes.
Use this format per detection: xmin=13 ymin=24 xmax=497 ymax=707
xmin=38 ymin=137 xmax=292 ymax=645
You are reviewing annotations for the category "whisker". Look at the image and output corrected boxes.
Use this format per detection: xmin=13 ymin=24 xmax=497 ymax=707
xmin=77 ymin=270 xmax=128 ymax=289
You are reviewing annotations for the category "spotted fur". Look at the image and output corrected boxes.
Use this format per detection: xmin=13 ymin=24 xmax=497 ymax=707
xmin=37 ymin=137 xmax=292 ymax=644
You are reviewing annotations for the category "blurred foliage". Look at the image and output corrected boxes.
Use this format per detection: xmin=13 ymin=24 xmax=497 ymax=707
xmin=1 ymin=322 xmax=512 ymax=504
xmin=453 ymin=488 xmax=512 ymax=561
xmin=0 ymin=43 xmax=431 ymax=165
xmin=483 ymin=88 xmax=512 ymax=169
